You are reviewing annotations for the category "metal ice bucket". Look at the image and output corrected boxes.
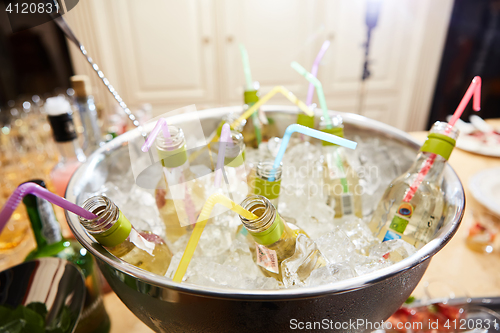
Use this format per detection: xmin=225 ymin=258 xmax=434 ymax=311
xmin=66 ymin=106 xmax=464 ymax=333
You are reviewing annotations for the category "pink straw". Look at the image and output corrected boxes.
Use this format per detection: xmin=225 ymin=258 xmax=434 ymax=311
xmin=0 ymin=183 xmax=97 ymax=234
xmin=141 ymin=118 xmax=171 ymax=152
xmin=306 ymin=40 xmax=331 ymax=106
xmin=403 ymin=76 xmax=481 ymax=202
xmin=214 ymin=124 xmax=232 ymax=188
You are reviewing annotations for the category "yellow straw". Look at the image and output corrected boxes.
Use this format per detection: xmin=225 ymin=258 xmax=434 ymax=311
xmin=231 ymin=86 xmax=314 ymax=129
xmin=189 ymin=86 xmax=312 ymax=163
xmin=172 ymin=192 xmax=258 ymax=283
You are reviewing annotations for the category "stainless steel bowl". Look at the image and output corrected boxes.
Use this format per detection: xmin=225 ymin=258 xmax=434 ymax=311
xmin=66 ymin=106 xmax=465 ymax=333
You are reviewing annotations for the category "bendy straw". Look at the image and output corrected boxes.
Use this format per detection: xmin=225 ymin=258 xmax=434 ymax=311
xmin=291 ymin=61 xmax=332 ymax=129
xmin=141 ymin=118 xmax=171 ymax=152
xmin=269 ymin=124 xmax=357 ymax=181
xmin=173 ymin=192 xmax=258 ymax=282
xmin=403 ymin=76 xmax=481 ymax=203
xmin=239 ymin=44 xmax=263 ymax=145
xmin=0 ymin=183 xmax=97 ymax=234
xmin=239 ymin=44 xmax=253 ymax=91
xmin=231 ymin=86 xmax=314 ymax=129
xmin=214 ymin=124 xmax=232 ymax=188
xmin=306 ymin=40 xmax=331 ymax=106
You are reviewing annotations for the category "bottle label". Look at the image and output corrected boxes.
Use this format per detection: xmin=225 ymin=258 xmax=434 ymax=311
xmin=36 ymin=197 xmax=62 ymax=245
xmin=340 ymin=193 xmax=354 ymax=216
xmin=255 ymin=243 xmax=279 ymax=274
xmin=383 ymin=202 xmax=414 ymax=241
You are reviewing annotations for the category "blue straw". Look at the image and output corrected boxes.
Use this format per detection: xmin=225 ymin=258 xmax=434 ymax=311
xmin=269 ymin=124 xmax=357 ymax=181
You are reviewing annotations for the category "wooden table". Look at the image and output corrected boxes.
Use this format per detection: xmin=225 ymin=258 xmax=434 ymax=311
xmin=104 ymin=121 xmax=500 ymax=333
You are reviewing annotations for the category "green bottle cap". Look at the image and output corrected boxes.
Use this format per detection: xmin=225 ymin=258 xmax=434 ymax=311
xmin=321 ymin=127 xmax=344 ymax=146
xmin=244 ymin=90 xmax=259 ymax=104
xmin=254 ymin=177 xmax=281 ymax=200
xmin=158 ymin=145 xmax=188 ymax=168
xmin=225 ymin=149 xmax=245 ymax=168
xmin=249 ymin=213 xmax=285 ymax=246
xmin=297 ymin=114 xmax=315 ymax=129
xmin=93 ymin=211 xmax=132 ymax=248
xmin=420 ymin=133 xmax=456 ymax=160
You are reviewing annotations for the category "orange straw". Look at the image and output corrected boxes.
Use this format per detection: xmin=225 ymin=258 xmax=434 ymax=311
xmin=403 ymin=76 xmax=481 ymax=202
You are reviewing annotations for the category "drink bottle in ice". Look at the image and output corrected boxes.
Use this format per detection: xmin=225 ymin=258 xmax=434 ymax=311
xmin=239 ymin=195 xmax=326 ymax=284
xmin=320 ymin=115 xmax=363 ymax=218
xmin=368 ymin=121 xmax=459 ymax=248
xmin=79 ymin=195 xmax=172 ymax=275
xmin=153 ymin=125 xmax=206 ymax=244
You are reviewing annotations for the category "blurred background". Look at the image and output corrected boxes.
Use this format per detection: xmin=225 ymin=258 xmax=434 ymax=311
xmin=0 ymin=0 xmax=499 ymax=133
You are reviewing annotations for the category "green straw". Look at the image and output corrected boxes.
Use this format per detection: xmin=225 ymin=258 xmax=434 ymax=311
xmin=239 ymin=44 xmax=254 ymax=91
xmin=239 ymin=44 xmax=262 ymax=145
xmin=291 ymin=61 xmax=332 ymax=129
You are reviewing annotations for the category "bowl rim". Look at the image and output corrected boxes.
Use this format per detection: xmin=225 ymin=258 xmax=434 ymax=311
xmin=66 ymin=105 xmax=465 ymax=300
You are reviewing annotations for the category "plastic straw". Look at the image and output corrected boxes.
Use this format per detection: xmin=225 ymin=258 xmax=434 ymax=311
xmin=239 ymin=44 xmax=253 ymax=91
xmin=269 ymin=124 xmax=357 ymax=181
xmin=231 ymin=86 xmax=314 ymax=129
xmin=447 ymin=76 xmax=481 ymax=130
xmin=403 ymin=76 xmax=481 ymax=202
xmin=306 ymin=40 xmax=331 ymax=106
xmin=141 ymin=118 xmax=171 ymax=152
xmin=214 ymin=124 xmax=232 ymax=188
xmin=291 ymin=62 xmax=332 ymax=129
xmin=0 ymin=183 xmax=97 ymax=234
xmin=173 ymin=192 xmax=258 ymax=282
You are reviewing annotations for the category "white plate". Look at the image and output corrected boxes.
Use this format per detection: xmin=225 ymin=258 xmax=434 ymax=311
xmin=456 ymin=134 xmax=500 ymax=157
xmin=469 ymin=167 xmax=500 ymax=216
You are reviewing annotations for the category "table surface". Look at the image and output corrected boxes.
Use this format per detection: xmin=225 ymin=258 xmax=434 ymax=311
xmin=103 ymin=121 xmax=500 ymax=333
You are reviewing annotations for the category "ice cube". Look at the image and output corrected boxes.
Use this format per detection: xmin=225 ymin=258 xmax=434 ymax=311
xmin=315 ymin=228 xmax=356 ymax=264
xmin=349 ymin=253 xmax=392 ymax=276
xmin=197 ymin=224 xmax=233 ymax=257
xmin=281 ymin=234 xmax=328 ymax=288
xmin=248 ymin=276 xmax=280 ymax=290
xmin=187 ymin=262 xmax=245 ymax=288
xmin=369 ymin=239 xmax=417 ymax=263
xmin=339 ymin=217 xmax=378 ymax=255
xmin=305 ymin=262 xmax=356 ymax=286
xmin=223 ymin=234 xmax=262 ymax=279
xmin=292 ymin=201 xmax=336 ymax=239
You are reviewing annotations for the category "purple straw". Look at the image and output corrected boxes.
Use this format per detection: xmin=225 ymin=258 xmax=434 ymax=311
xmin=214 ymin=123 xmax=232 ymax=188
xmin=0 ymin=183 xmax=97 ymax=234
xmin=141 ymin=118 xmax=172 ymax=152
xmin=305 ymin=40 xmax=331 ymax=106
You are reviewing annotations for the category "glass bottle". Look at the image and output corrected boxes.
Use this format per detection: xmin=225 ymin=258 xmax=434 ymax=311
xmin=45 ymin=96 xmax=86 ymax=196
xmin=71 ymin=75 xmax=104 ymax=154
xmin=253 ymin=160 xmax=283 ymax=208
xmin=79 ymin=195 xmax=172 ymax=275
xmin=320 ymin=115 xmax=362 ymax=218
xmin=154 ymin=125 xmax=206 ymax=244
xmin=221 ymin=130 xmax=248 ymax=204
xmin=239 ymin=195 xmax=324 ymax=282
xmin=23 ymin=180 xmax=110 ymax=333
xmin=368 ymin=122 xmax=459 ymax=249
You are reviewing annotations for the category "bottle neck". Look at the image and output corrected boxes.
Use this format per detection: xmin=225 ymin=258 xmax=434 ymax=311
xmin=240 ymin=196 xmax=284 ymax=246
xmin=23 ymin=195 xmax=63 ymax=248
xmin=409 ymin=151 xmax=447 ymax=183
xmin=75 ymin=96 xmax=103 ymax=150
xmin=79 ymin=196 xmax=132 ymax=248
xmin=56 ymin=140 xmax=85 ymax=163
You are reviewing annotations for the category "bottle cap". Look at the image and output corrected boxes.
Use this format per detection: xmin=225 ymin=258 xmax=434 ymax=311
xmin=420 ymin=121 xmax=458 ymax=160
xmin=250 ymin=213 xmax=285 ymax=246
xmin=45 ymin=97 xmax=77 ymax=143
xmin=155 ymin=126 xmax=188 ymax=168
xmin=244 ymin=90 xmax=259 ymax=104
xmin=254 ymin=161 xmax=282 ymax=200
xmin=319 ymin=115 xmax=344 ymax=146
xmin=92 ymin=211 xmax=132 ymax=248
xmin=70 ymin=75 xmax=92 ymax=98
